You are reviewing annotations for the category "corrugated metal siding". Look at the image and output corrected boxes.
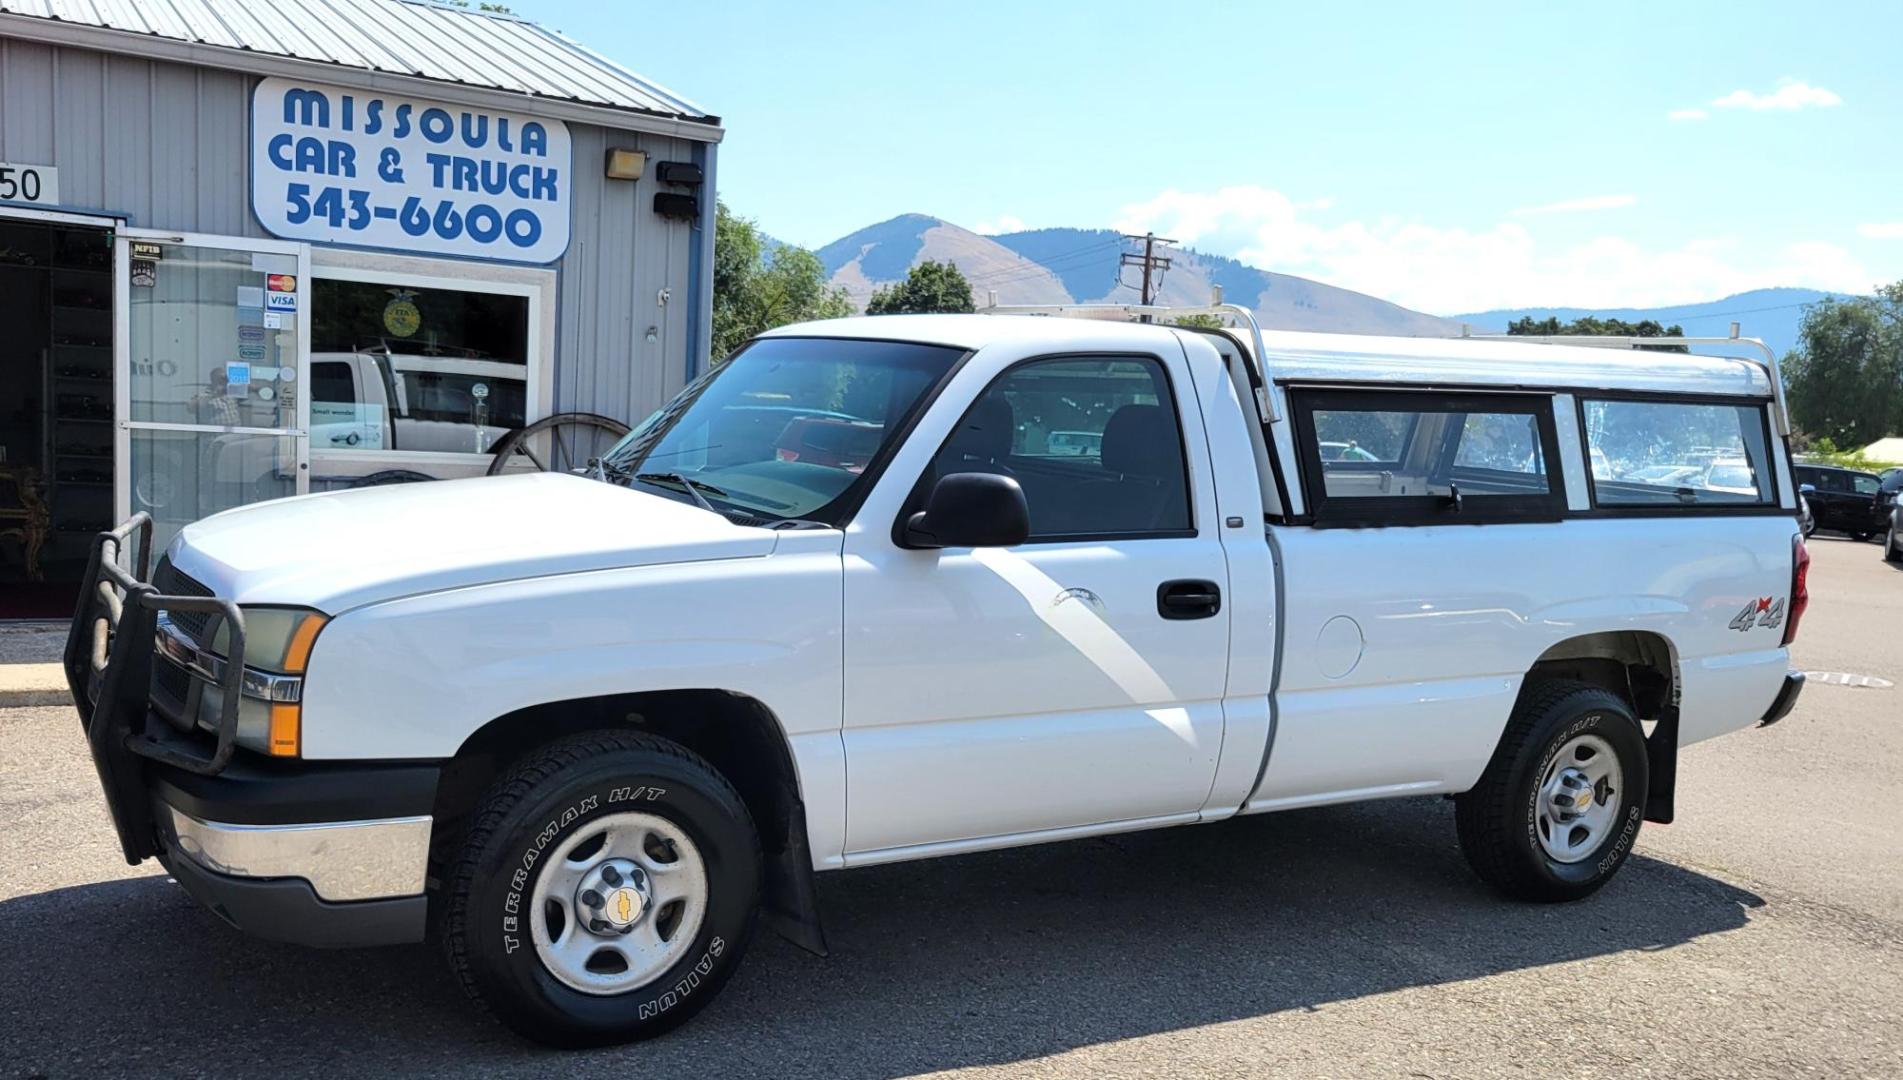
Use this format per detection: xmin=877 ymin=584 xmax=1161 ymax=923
xmin=0 ymin=0 xmax=713 ymax=123
xmin=0 ymin=38 xmax=703 ymax=425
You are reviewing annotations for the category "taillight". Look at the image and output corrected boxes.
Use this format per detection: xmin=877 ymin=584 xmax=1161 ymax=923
xmin=1782 ymin=533 xmax=1809 ymax=647
xmin=776 ymin=448 xmax=800 ymax=462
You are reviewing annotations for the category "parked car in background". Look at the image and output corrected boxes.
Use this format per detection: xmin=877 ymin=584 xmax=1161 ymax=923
xmin=1881 ymin=468 xmax=1903 ymax=562
xmin=1798 ymin=486 xmax=1815 ymax=538
xmin=1792 ymin=463 xmax=1886 ymax=540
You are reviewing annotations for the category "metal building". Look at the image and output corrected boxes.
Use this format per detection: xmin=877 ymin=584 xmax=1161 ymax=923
xmin=0 ymin=0 xmax=721 ymax=617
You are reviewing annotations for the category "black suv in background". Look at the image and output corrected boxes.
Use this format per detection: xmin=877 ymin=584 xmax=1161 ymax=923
xmin=1882 ymin=468 xmax=1903 ymax=562
xmin=1794 ymin=463 xmax=1891 ymax=540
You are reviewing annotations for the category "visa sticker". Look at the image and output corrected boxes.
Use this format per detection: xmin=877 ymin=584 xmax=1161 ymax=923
xmin=265 ymin=290 xmax=297 ymax=312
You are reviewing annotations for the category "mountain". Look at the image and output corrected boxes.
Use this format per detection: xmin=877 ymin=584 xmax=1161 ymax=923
xmin=816 ymin=215 xmax=1462 ymax=336
xmin=817 ymin=214 xmax=1070 ymax=308
xmin=811 ymin=214 xmax=1845 ymax=355
xmin=1451 ymin=288 xmax=1845 ymax=360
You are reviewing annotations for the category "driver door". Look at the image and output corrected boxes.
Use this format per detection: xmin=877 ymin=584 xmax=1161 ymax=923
xmin=839 ymin=351 xmax=1231 ymax=860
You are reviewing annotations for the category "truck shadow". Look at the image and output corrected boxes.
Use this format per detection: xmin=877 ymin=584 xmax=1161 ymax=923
xmin=0 ymin=798 xmax=1761 ymax=1078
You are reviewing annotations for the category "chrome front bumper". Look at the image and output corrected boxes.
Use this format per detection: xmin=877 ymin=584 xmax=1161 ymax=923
xmin=158 ymin=803 xmax=432 ymax=902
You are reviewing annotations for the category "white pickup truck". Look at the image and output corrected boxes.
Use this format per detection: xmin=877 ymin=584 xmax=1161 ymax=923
xmin=67 ymin=309 xmax=1808 ymax=1047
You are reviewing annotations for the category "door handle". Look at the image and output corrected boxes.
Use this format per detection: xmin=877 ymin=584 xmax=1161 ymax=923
xmin=1157 ymin=579 xmax=1222 ymax=620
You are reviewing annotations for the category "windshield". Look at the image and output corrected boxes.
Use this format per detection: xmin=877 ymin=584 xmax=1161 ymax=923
xmin=598 ymin=336 xmax=962 ymax=524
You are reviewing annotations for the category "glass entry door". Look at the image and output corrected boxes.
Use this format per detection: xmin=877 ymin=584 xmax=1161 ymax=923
xmin=115 ymin=232 xmax=309 ymax=549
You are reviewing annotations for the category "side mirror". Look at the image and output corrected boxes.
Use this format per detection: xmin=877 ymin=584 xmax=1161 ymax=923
xmin=902 ymin=473 xmax=1030 ymax=549
xmin=1799 ymin=483 xmax=1816 ymax=495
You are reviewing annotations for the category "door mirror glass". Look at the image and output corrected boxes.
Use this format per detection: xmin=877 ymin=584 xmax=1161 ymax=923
xmin=1799 ymin=483 xmax=1816 ymax=495
xmin=903 ymin=472 xmax=1030 ymax=549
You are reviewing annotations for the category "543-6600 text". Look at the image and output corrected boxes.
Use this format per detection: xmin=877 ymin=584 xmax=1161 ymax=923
xmin=284 ymin=183 xmax=543 ymax=249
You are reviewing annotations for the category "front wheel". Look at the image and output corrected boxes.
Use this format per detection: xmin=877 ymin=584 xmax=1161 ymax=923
xmin=442 ymin=731 xmax=761 ymax=1047
xmin=1455 ymin=680 xmax=1649 ymax=902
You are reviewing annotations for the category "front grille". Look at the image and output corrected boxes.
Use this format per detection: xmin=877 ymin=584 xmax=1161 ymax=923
xmin=152 ymin=557 xmax=216 ymax=641
xmin=151 ymin=655 xmax=191 ymax=717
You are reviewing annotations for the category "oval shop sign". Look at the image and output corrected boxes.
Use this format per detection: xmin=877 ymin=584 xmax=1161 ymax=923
xmin=250 ymin=77 xmax=572 ymax=264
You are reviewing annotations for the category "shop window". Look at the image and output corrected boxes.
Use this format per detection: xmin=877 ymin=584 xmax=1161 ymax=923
xmin=311 ymin=278 xmax=531 ymax=455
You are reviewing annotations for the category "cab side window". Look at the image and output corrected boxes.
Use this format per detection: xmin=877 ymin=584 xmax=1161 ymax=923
xmin=926 ymin=356 xmax=1192 ymax=539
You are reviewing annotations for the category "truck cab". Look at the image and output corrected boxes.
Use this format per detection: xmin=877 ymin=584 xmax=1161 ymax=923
xmin=67 ymin=309 xmax=1807 ymax=1046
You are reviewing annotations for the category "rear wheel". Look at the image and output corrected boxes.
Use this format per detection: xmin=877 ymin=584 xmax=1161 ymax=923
xmin=442 ymin=730 xmax=760 ymax=1047
xmin=1886 ymin=525 xmax=1902 ymax=563
xmin=1455 ymin=680 xmax=1649 ymax=902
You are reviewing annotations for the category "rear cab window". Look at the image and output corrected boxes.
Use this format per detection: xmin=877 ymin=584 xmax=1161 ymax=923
xmin=1289 ymin=389 xmax=1564 ymax=526
xmin=1580 ymin=399 xmax=1775 ymax=508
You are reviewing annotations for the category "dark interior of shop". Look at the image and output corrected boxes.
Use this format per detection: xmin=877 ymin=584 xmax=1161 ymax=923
xmin=1 ymin=219 xmax=114 ymax=620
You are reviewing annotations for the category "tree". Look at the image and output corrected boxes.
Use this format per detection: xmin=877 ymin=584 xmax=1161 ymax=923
xmin=1170 ymin=313 xmax=1226 ymax=329
xmin=865 ymin=260 xmax=975 ymax=315
xmin=712 ymin=201 xmax=853 ymax=361
xmin=1506 ymin=315 xmax=1689 ymax=353
xmin=1784 ymin=285 xmax=1903 ymax=447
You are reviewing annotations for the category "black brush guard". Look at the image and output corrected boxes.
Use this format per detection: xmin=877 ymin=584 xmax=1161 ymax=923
xmin=63 ymin=514 xmax=248 ymax=864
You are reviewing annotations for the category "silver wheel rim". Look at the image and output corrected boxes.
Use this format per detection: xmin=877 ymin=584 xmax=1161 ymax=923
xmin=528 ymin=811 xmax=709 ymax=996
xmin=1536 ymin=733 xmax=1624 ymax=864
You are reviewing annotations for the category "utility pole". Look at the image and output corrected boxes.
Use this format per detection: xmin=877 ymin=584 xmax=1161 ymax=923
xmin=1120 ymin=231 xmax=1176 ymax=319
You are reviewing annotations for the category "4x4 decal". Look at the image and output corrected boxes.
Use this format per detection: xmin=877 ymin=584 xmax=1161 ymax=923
xmin=1728 ymin=596 xmax=1784 ymax=632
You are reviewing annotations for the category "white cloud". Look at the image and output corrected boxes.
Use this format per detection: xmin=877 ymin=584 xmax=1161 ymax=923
xmin=1709 ymin=79 xmax=1842 ymax=111
xmin=1668 ymin=108 xmax=1709 ymax=122
xmin=1113 ymin=183 xmax=1872 ymax=314
xmin=1511 ymin=194 xmax=1638 ymax=217
xmin=1858 ymin=223 xmax=1903 ymax=239
xmin=973 ymin=214 xmax=1027 ymax=235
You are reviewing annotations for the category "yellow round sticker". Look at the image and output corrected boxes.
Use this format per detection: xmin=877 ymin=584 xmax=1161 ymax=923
xmin=383 ymin=290 xmax=421 ymax=338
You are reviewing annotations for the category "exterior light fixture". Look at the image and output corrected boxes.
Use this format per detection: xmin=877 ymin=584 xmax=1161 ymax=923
xmin=604 ymin=148 xmax=647 ymax=181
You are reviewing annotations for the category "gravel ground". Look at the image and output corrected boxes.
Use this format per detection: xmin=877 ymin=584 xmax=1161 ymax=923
xmin=1 ymin=536 xmax=1898 ymax=1079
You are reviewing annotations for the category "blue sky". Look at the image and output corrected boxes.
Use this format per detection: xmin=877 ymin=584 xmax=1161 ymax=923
xmin=515 ymin=0 xmax=1901 ymax=315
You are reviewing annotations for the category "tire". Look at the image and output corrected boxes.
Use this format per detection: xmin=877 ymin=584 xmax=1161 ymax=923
xmin=1454 ymin=680 xmax=1649 ymax=902
xmin=1886 ymin=526 xmax=1902 ymax=563
xmin=442 ymin=730 xmax=761 ymax=1047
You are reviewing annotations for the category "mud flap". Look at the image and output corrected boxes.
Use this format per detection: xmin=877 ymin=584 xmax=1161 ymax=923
xmin=762 ymin=792 xmax=829 ymax=957
xmin=1644 ymin=705 xmax=1678 ymax=824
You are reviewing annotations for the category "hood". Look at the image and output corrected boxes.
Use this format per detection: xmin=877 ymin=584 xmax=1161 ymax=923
xmin=167 ymin=472 xmax=777 ymax=612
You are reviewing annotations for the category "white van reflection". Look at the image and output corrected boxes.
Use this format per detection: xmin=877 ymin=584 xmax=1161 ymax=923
xmin=311 ymin=351 xmax=527 ymax=455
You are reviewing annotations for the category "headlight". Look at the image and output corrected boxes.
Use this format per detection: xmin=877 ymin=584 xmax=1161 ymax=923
xmin=204 ymin=607 xmax=328 ymax=757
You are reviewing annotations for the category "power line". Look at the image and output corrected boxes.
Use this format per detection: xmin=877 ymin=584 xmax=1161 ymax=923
xmin=1119 ymin=232 xmax=1176 ymax=311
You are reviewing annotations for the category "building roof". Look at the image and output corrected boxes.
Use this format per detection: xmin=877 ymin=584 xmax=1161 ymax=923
xmin=767 ymin=315 xmax=1778 ymax=400
xmin=0 ymin=0 xmax=716 ymax=132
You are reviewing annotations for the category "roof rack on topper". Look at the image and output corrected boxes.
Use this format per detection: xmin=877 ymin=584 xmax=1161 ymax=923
xmin=980 ymin=289 xmax=1790 ymax=437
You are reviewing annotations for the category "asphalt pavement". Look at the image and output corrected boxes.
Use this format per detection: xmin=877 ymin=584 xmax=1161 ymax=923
xmin=2 ymin=535 xmax=1898 ymax=1078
